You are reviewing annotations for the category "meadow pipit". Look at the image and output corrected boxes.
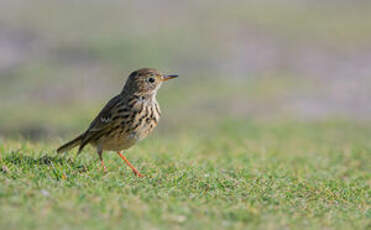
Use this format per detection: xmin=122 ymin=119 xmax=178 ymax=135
xmin=57 ymin=68 xmax=178 ymax=177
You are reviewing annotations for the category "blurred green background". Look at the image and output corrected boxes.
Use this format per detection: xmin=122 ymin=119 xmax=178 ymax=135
xmin=0 ymin=0 xmax=370 ymax=139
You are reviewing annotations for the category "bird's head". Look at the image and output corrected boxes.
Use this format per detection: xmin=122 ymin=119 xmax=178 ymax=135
xmin=122 ymin=68 xmax=178 ymax=96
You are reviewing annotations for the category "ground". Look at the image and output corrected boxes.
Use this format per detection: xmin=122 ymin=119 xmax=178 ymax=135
xmin=0 ymin=120 xmax=369 ymax=230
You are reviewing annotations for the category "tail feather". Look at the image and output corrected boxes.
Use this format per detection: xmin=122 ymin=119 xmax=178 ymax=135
xmin=57 ymin=134 xmax=84 ymax=153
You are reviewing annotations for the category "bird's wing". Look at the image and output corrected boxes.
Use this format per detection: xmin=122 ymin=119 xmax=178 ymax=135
xmin=87 ymin=94 xmax=123 ymax=132
xmin=77 ymin=94 xmax=124 ymax=153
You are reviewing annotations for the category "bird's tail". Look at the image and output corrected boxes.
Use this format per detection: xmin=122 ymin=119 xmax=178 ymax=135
xmin=57 ymin=134 xmax=84 ymax=153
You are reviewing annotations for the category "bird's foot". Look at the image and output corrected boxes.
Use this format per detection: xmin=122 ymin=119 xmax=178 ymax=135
xmin=100 ymin=160 xmax=108 ymax=173
xmin=132 ymin=169 xmax=144 ymax=177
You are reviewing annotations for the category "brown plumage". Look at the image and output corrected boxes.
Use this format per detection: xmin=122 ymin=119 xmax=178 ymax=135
xmin=57 ymin=68 xmax=178 ymax=176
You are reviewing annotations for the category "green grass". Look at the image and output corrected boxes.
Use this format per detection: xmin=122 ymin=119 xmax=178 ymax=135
xmin=0 ymin=120 xmax=370 ymax=230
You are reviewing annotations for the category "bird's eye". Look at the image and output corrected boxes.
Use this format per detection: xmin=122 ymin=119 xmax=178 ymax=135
xmin=148 ymin=77 xmax=155 ymax=83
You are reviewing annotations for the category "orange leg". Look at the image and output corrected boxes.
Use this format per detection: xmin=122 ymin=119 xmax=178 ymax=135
xmin=100 ymin=160 xmax=107 ymax=173
xmin=116 ymin=152 xmax=143 ymax=177
xmin=98 ymin=150 xmax=107 ymax=173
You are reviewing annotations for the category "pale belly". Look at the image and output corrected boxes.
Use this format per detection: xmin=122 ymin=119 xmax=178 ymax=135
xmin=97 ymin=122 xmax=156 ymax=152
xmin=98 ymin=133 xmax=137 ymax=151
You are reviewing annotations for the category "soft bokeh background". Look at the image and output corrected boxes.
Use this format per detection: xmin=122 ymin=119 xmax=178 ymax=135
xmin=1 ymin=0 xmax=370 ymax=139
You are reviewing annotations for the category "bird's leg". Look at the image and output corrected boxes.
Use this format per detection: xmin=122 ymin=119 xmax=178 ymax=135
xmin=97 ymin=150 xmax=107 ymax=173
xmin=116 ymin=152 xmax=143 ymax=177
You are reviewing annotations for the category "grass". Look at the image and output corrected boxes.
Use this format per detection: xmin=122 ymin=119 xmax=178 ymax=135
xmin=0 ymin=120 xmax=370 ymax=230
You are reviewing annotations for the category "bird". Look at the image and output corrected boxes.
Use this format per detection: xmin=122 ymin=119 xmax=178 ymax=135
xmin=57 ymin=68 xmax=178 ymax=177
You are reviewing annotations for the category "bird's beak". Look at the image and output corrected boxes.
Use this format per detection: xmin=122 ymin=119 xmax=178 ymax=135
xmin=161 ymin=74 xmax=179 ymax=82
